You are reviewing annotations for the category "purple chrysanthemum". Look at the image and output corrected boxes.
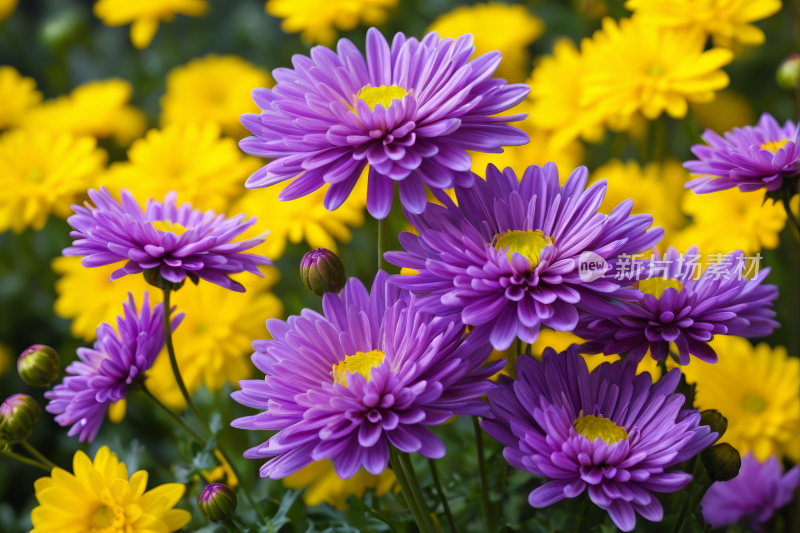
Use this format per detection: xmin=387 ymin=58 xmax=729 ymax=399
xmin=701 ymin=453 xmax=799 ymax=531
xmin=44 ymin=292 xmax=182 ymax=442
xmin=238 ymin=27 xmax=530 ymax=219
xmin=231 ymin=271 xmax=502 ymax=479
xmin=385 ymin=162 xmax=663 ymax=350
xmin=684 ymin=112 xmax=800 ymax=193
xmin=481 ymin=348 xmax=717 ymax=532
xmin=576 ymin=246 xmax=779 ymax=364
xmin=63 ymin=187 xmax=271 ymax=292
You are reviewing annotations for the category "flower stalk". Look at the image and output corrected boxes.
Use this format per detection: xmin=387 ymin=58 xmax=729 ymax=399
xmin=473 ymin=416 xmax=495 ymax=533
xmin=429 ymin=458 xmax=458 ymax=533
xmin=1 ymin=448 xmax=51 ymax=472
xmin=390 ymin=446 xmax=435 ymax=533
xmin=20 ymin=440 xmax=57 ymax=470
xmin=378 ymin=217 xmax=389 ymax=271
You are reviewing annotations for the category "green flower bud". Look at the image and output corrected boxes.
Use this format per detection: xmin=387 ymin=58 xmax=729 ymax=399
xmin=17 ymin=345 xmax=60 ymax=387
xmin=699 ymin=409 xmax=727 ymax=441
xmin=701 ymin=442 xmax=741 ymax=482
xmin=0 ymin=394 xmax=41 ymax=446
xmin=777 ymin=53 xmax=800 ymax=90
xmin=144 ymin=268 xmax=185 ymax=292
xmin=197 ymin=483 xmax=238 ymax=523
xmin=300 ymin=248 xmax=347 ymax=296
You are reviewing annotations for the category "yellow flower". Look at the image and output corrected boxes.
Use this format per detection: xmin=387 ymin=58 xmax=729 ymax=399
xmin=31 ymin=446 xmax=191 ymax=533
xmin=582 ymin=17 xmax=733 ymax=122
xmin=160 ymin=55 xmax=272 ymax=139
xmin=0 ymin=66 xmax=41 ymax=129
xmin=266 ymin=0 xmax=396 ymax=46
xmin=101 ymin=123 xmax=261 ymax=213
xmin=0 ymin=0 xmax=17 ymax=21
xmin=689 ymin=89 xmax=754 ymax=134
xmin=21 ymin=78 xmax=147 ymax=146
xmin=201 ymin=449 xmax=238 ymax=489
xmin=0 ymin=130 xmax=106 ymax=234
xmin=679 ymin=336 xmax=800 ymax=462
xmin=674 ymin=189 xmax=786 ymax=255
xmin=284 ymin=460 xmax=396 ymax=509
xmin=625 ymin=0 xmax=782 ymax=48
xmin=591 ymin=158 xmax=688 ymax=246
xmin=145 ymin=271 xmax=283 ymax=410
xmin=93 ymin=0 xmax=209 ymax=49
xmin=428 ymin=2 xmax=544 ymax=83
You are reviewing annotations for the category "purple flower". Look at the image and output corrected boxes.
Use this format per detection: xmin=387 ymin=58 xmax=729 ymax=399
xmin=386 ymin=162 xmax=663 ymax=350
xmin=45 ymin=292 xmax=182 ymax=442
xmin=701 ymin=453 xmax=799 ymax=531
xmin=576 ymin=246 xmax=779 ymax=364
xmin=481 ymin=348 xmax=717 ymax=532
xmin=239 ymin=27 xmax=530 ymax=220
xmin=63 ymin=187 xmax=271 ymax=292
xmin=684 ymin=112 xmax=800 ymax=193
xmin=231 ymin=271 xmax=502 ymax=479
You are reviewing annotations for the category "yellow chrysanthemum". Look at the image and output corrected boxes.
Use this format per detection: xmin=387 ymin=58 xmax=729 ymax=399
xmin=0 ymin=66 xmax=41 ymax=129
xmin=428 ymin=2 xmax=544 ymax=83
xmin=0 ymin=0 xmax=17 ymax=21
xmin=679 ymin=336 xmax=800 ymax=462
xmin=100 ymin=123 xmax=261 ymax=213
xmin=21 ymin=78 xmax=147 ymax=146
xmin=266 ymin=0 xmax=396 ymax=46
xmin=31 ymin=446 xmax=191 ymax=533
xmin=625 ymin=0 xmax=782 ymax=48
xmin=284 ymin=460 xmax=396 ymax=510
xmin=93 ymin=0 xmax=209 ymax=49
xmin=591 ymin=158 xmax=687 ymax=246
xmin=0 ymin=130 xmax=106 ymax=234
xmin=690 ymin=89 xmax=754 ymax=134
xmin=582 ymin=17 xmax=733 ymax=122
xmin=160 ymin=55 xmax=272 ymax=139
xmin=674 ymin=189 xmax=786 ymax=255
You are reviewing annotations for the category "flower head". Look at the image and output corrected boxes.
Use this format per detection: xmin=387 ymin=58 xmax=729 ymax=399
xmin=387 ymin=162 xmax=663 ymax=350
xmin=64 ymin=187 xmax=271 ymax=292
xmin=17 ymin=345 xmax=60 ymax=388
xmin=197 ymin=483 xmax=237 ymax=523
xmin=45 ymin=292 xmax=181 ymax=442
xmin=701 ymin=453 xmax=799 ymax=530
xmin=482 ymin=348 xmax=717 ymax=532
xmin=231 ymin=271 xmax=501 ymax=479
xmin=684 ymin=113 xmax=800 ymax=194
xmin=0 ymin=130 xmax=107 ymax=234
xmin=284 ymin=460 xmax=396 ymax=509
xmin=239 ymin=27 xmax=530 ymax=219
xmin=31 ymin=446 xmax=191 ymax=533
xmin=93 ymin=0 xmax=209 ymax=49
xmin=577 ymin=246 xmax=779 ymax=364
xmin=0 ymin=66 xmax=41 ymax=129
xmin=0 ymin=394 xmax=40 ymax=446
xmin=0 ymin=0 xmax=17 ymax=21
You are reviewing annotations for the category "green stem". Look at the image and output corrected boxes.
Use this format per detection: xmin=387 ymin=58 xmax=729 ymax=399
xmin=378 ymin=217 xmax=389 ymax=271
xmin=671 ymin=461 xmax=710 ymax=533
xmin=473 ymin=416 xmax=494 ymax=533
xmin=369 ymin=510 xmax=397 ymax=532
xmin=782 ymin=196 xmax=800 ymax=237
xmin=687 ymin=480 xmax=715 ymax=518
xmin=222 ymin=518 xmax=244 ymax=533
xmin=1 ymin=449 xmax=51 ymax=472
xmin=573 ymin=494 xmax=591 ymax=533
xmin=429 ymin=458 xmax=458 ymax=533
xmin=390 ymin=446 xmax=431 ymax=532
xmin=216 ymin=447 xmax=266 ymax=523
xmin=398 ymin=451 xmax=437 ymax=533
xmin=141 ymin=387 xmax=206 ymax=445
xmin=20 ymin=441 xmax=57 ymax=470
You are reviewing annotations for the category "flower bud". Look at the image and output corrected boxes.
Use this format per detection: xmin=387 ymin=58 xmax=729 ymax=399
xmin=0 ymin=394 xmax=41 ymax=446
xmin=699 ymin=409 xmax=727 ymax=441
xmin=701 ymin=443 xmax=741 ymax=482
xmin=17 ymin=345 xmax=60 ymax=387
xmin=777 ymin=53 xmax=800 ymax=90
xmin=197 ymin=483 xmax=238 ymax=523
xmin=300 ymin=248 xmax=347 ymax=296
xmin=144 ymin=268 xmax=185 ymax=292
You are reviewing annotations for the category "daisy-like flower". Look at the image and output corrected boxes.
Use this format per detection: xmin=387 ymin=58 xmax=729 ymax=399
xmin=428 ymin=2 xmax=544 ymax=83
xmin=386 ymin=162 xmax=663 ymax=351
xmin=160 ymin=55 xmax=272 ymax=138
xmin=239 ymin=27 xmax=530 ymax=219
xmin=266 ymin=0 xmax=396 ymax=46
xmin=93 ymin=0 xmax=209 ymax=49
xmin=45 ymin=292 xmax=181 ymax=442
xmin=31 ymin=446 xmax=191 ymax=533
xmin=284 ymin=460 xmax=396 ymax=509
xmin=684 ymin=113 xmax=800 ymax=193
xmin=481 ymin=348 xmax=717 ymax=532
xmin=701 ymin=453 xmax=799 ymax=530
xmin=0 ymin=130 xmax=107 ymax=234
xmin=231 ymin=271 xmax=502 ymax=479
xmin=63 ymin=187 xmax=271 ymax=292
xmin=0 ymin=66 xmax=41 ymax=129
xmin=0 ymin=0 xmax=17 ymax=21
xmin=577 ymin=246 xmax=780 ymax=364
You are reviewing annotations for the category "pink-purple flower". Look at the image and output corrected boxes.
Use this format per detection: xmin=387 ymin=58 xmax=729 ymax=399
xmin=239 ymin=27 xmax=530 ymax=219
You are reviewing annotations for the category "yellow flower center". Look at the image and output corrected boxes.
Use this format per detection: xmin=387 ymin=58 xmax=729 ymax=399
xmin=332 ymin=350 xmax=386 ymax=386
xmin=760 ymin=139 xmax=790 ymax=153
xmin=356 ymin=85 xmax=408 ymax=111
xmin=638 ymin=278 xmax=683 ymax=298
xmin=647 ymin=63 xmax=666 ymax=77
xmin=90 ymin=503 xmax=125 ymax=532
xmin=743 ymin=393 xmax=768 ymax=413
xmin=25 ymin=168 xmax=45 ymax=182
xmin=150 ymin=220 xmax=188 ymax=236
xmin=573 ymin=414 xmax=629 ymax=444
xmin=495 ymin=229 xmax=551 ymax=267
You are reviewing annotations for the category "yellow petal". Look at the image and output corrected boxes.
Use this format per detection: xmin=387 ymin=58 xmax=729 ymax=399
xmin=139 ymin=483 xmax=185 ymax=511
xmin=130 ymin=18 xmax=160 ymax=49
xmin=161 ymin=509 xmax=192 ymax=532
xmin=129 ymin=470 xmax=149 ymax=500
xmin=108 ymin=398 xmax=127 ymax=423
